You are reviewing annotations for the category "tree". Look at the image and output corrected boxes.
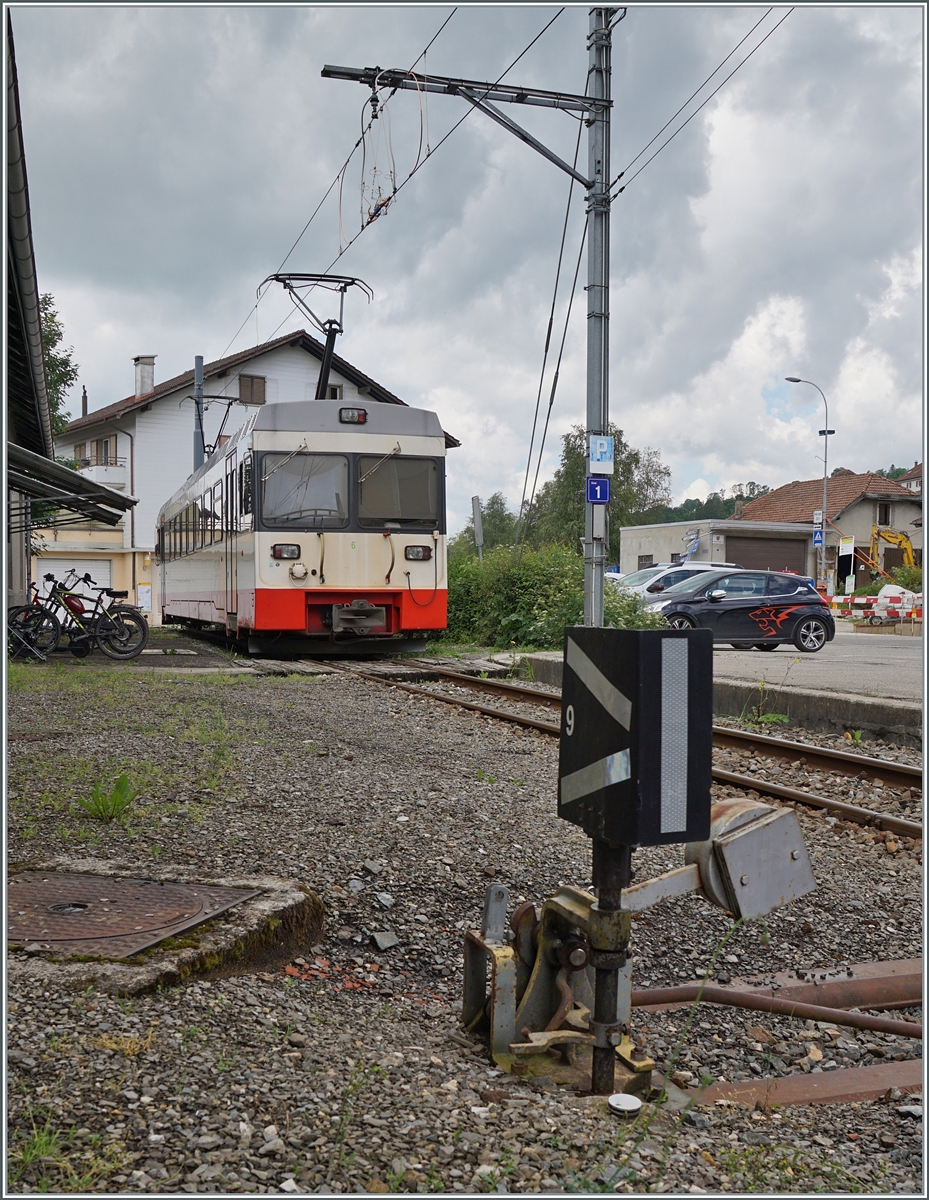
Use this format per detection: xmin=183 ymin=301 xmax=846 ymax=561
xmin=632 ymin=447 xmax=673 ymax=512
xmin=448 ymin=491 xmax=518 ymax=560
xmin=522 ymin=423 xmax=644 ymax=552
xmin=40 ymin=293 xmax=79 ymax=437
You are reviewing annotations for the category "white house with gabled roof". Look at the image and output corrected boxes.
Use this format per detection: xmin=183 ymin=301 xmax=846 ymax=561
xmin=39 ymin=329 xmax=457 ymax=620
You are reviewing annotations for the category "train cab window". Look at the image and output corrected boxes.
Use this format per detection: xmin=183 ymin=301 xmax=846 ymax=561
xmin=357 ymin=456 xmax=439 ymax=529
xmin=260 ymin=453 xmax=348 ymax=529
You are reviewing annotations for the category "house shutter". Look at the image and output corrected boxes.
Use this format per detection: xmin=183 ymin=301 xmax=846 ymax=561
xmin=38 ymin=558 xmax=113 ymax=594
xmin=239 ymin=374 xmax=266 ymax=405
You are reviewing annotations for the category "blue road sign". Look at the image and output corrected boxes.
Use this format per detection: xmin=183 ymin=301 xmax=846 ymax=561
xmin=586 ymin=476 xmax=610 ymax=504
xmin=812 ymin=530 xmax=824 ymax=547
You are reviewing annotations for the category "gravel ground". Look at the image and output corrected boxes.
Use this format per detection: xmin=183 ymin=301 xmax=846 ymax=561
xmin=5 ymin=659 xmax=924 ymax=1194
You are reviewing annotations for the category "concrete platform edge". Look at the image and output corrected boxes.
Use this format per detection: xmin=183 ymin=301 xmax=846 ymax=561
xmin=518 ymin=654 xmax=922 ymax=743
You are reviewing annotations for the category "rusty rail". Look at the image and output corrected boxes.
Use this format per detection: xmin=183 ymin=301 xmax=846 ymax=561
xmin=631 ymin=983 xmax=922 ymax=1039
xmin=329 ymin=664 xmax=923 ymax=838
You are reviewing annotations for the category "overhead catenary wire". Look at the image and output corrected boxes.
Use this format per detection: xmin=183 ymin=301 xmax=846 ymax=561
xmin=613 ymin=7 xmax=794 ymax=197
xmin=513 ymin=114 xmax=585 ymax=553
xmin=517 ymin=217 xmax=588 ymax=555
xmin=611 ymin=6 xmax=774 ymax=187
xmin=260 ymin=9 xmax=568 ymax=351
xmin=217 ymin=7 xmax=459 ymax=359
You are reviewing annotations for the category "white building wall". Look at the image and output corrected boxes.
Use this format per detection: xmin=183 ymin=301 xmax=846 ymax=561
xmin=134 ymin=403 xmax=196 ymax=550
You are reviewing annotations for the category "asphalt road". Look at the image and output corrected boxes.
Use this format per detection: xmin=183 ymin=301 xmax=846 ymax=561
xmin=711 ymin=625 xmax=923 ymax=703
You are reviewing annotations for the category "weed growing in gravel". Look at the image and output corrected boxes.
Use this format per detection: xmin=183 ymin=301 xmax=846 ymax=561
xmin=9 ymin=1104 xmax=129 ymax=1192
xmin=77 ymin=774 xmax=139 ymax=822
xmin=719 ymin=1142 xmax=865 ymax=1192
xmin=89 ymin=1028 xmax=155 ymax=1056
xmin=329 ymin=1061 xmax=386 ymax=1181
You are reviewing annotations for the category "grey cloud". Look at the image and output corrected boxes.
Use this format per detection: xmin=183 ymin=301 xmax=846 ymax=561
xmin=12 ymin=5 xmax=922 ymax=527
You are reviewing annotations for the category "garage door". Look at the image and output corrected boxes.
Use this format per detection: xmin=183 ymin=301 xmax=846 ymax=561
xmin=37 ymin=558 xmax=112 ymax=595
xmin=724 ymin=537 xmax=808 ymax=574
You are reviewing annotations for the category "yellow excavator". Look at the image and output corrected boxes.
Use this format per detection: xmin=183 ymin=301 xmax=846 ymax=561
xmin=867 ymin=524 xmax=916 ymax=572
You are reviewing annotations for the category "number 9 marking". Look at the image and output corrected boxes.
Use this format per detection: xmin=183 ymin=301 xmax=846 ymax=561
xmin=565 ymin=704 xmax=575 ymax=737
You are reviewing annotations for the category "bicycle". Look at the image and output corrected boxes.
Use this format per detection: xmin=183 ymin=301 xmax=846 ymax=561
xmin=6 ymin=599 xmax=57 ymax=660
xmin=39 ymin=572 xmax=149 ymax=659
xmin=15 ymin=573 xmax=149 ymax=662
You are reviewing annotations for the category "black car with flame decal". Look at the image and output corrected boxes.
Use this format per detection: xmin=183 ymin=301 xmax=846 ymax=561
xmin=645 ymin=569 xmax=835 ymax=652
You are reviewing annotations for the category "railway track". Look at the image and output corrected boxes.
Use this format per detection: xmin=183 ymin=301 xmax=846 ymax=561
xmin=323 ymin=659 xmax=922 ymax=840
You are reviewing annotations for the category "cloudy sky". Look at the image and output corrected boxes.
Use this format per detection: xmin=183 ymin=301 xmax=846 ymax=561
xmin=12 ymin=3 xmax=924 ymax=531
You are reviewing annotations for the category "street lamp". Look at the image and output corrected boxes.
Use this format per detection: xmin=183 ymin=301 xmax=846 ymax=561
xmin=785 ymin=377 xmax=835 ymax=590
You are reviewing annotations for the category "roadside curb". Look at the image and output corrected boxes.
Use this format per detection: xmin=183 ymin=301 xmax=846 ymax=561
xmin=517 ymin=653 xmax=922 ymax=744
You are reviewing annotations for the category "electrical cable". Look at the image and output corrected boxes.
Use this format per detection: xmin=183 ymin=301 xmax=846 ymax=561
xmin=517 ymin=217 xmax=588 ymax=555
xmin=513 ymin=113 xmax=585 ymax=553
xmin=611 ymin=7 xmax=773 ymax=188
xmin=613 ymin=7 xmax=793 ymax=198
xmin=319 ymin=7 xmax=566 ymax=272
xmin=217 ymin=8 xmax=459 ymax=359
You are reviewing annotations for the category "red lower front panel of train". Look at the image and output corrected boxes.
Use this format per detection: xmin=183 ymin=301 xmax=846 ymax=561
xmin=245 ymin=588 xmax=448 ymax=636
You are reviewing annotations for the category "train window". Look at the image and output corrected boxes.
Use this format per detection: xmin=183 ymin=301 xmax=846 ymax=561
xmin=357 ymin=456 xmax=439 ymax=529
xmin=240 ymin=457 xmax=253 ymax=515
xmin=213 ymin=481 xmax=223 ymax=541
xmin=260 ymin=453 xmax=348 ymax=529
xmin=203 ymin=493 xmax=214 ymax=545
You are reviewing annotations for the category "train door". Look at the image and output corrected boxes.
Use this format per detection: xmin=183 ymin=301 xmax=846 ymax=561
xmin=223 ymin=452 xmax=238 ymax=628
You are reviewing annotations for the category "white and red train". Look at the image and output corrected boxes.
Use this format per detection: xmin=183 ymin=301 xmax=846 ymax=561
xmin=156 ymin=400 xmax=448 ymax=652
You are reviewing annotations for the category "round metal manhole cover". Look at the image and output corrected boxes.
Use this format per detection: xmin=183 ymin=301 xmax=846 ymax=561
xmin=7 ymin=872 xmax=261 ymax=958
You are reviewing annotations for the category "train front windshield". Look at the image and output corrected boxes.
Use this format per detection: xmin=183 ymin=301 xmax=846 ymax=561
xmin=260 ymin=453 xmax=349 ymax=528
xmin=357 ymin=456 xmax=438 ymax=528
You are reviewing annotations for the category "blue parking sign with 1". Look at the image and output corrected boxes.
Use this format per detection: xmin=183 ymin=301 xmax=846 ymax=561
xmin=586 ymin=476 xmax=610 ymax=504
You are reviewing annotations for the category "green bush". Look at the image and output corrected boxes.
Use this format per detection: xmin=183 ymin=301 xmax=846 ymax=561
xmin=891 ymin=564 xmax=922 ymax=593
xmin=853 ymin=564 xmax=922 ymax=596
xmin=444 ymin=544 xmax=666 ymax=649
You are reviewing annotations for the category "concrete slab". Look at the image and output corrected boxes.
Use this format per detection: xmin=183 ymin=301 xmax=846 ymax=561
xmin=518 ymin=633 xmax=923 ymax=742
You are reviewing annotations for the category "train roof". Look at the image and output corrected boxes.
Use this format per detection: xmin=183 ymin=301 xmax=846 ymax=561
xmin=253 ymin=400 xmax=446 ymax=440
xmin=158 ymin=400 xmax=449 ymax=516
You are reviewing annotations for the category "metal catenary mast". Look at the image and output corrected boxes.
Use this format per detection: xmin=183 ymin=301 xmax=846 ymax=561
xmin=323 ymin=6 xmax=624 ymax=626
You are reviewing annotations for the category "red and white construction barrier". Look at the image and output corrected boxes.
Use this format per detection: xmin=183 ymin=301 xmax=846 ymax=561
xmin=831 ymin=588 xmax=922 ymax=621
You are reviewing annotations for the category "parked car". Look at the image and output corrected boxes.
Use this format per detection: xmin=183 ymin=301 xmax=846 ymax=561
xmin=607 ymin=561 xmax=743 ymax=597
xmin=645 ymin=569 xmax=835 ymax=652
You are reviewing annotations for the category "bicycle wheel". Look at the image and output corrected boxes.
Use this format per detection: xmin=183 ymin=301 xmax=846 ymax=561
xmin=95 ymin=608 xmax=149 ymax=659
xmin=8 ymin=605 xmax=62 ymax=657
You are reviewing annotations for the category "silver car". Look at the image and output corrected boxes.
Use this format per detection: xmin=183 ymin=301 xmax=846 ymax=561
xmin=607 ymin=561 xmax=743 ymax=598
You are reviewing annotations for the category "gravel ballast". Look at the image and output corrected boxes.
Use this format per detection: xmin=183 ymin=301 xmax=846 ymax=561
xmin=5 ymin=657 xmax=924 ymax=1194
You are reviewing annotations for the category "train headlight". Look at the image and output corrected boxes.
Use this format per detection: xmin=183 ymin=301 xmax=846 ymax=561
xmin=272 ymin=544 xmax=301 ymax=559
xmin=404 ymin=546 xmax=432 ymax=561
xmin=339 ymin=407 xmax=367 ymax=424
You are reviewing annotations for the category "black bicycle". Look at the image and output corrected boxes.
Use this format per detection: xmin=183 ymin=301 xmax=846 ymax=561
xmin=10 ymin=572 xmax=150 ymax=660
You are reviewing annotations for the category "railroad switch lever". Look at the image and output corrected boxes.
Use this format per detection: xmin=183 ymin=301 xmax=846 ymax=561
xmin=460 ymin=802 xmax=815 ymax=1094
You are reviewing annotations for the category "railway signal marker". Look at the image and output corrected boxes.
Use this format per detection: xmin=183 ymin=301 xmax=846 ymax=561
xmin=558 ymin=628 xmax=713 ymax=846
